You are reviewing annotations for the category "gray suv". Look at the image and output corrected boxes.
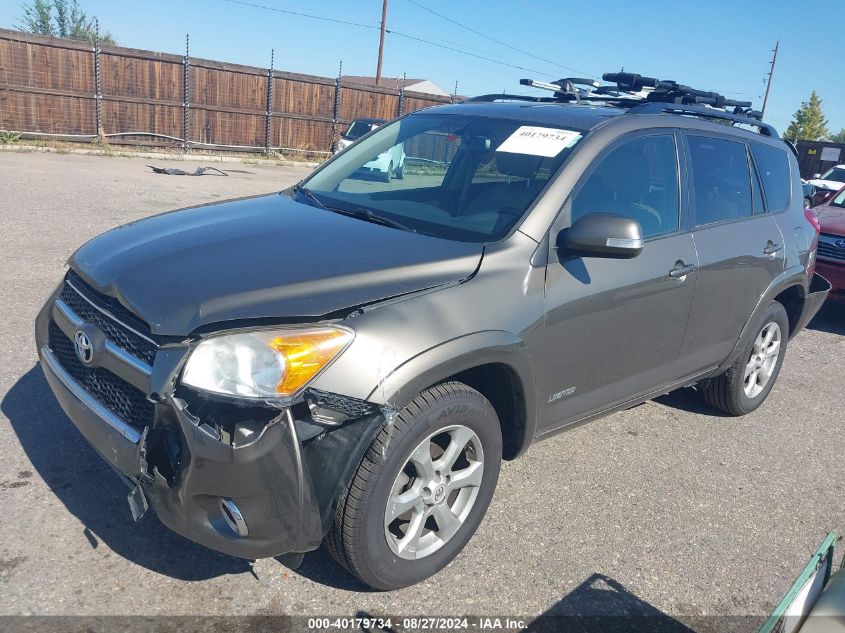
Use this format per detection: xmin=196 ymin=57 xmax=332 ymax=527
xmin=35 ymin=73 xmax=830 ymax=590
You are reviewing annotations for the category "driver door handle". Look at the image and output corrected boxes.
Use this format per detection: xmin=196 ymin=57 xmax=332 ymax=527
xmin=669 ymin=264 xmax=696 ymax=278
xmin=763 ymin=242 xmax=783 ymax=255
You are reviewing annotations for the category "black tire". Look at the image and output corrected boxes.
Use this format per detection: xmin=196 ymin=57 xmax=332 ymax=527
xmin=324 ymin=381 xmax=502 ymax=590
xmin=698 ymin=301 xmax=789 ymax=416
xmin=380 ymin=162 xmax=393 ymax=183
xmin=395 ymin=162 xmax=405 ymax=179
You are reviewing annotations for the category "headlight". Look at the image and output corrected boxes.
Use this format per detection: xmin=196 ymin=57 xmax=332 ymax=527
xmin=181 ymin=326 xmax=353 ymax=400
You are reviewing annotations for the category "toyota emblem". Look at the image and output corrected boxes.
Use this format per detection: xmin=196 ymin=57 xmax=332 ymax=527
xmin=835 ymin=239 xmax=845 ymax=249
xmin=73 ymin=329 xmax=94 ymax=365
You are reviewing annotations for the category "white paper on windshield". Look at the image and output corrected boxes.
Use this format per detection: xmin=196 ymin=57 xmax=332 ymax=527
xmin=496 ymin=126 xmax=582 ymax=157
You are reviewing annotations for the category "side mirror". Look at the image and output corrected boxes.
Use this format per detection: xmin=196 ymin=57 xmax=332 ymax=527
xmin=557 ymin=213 xmax=644 ymax=259
xmin=812 ymin=173 xmax=822 ymax=179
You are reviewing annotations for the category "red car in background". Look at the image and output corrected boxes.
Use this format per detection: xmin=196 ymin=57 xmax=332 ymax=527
xmin=814 ymin=184 xmax=845 ymax=301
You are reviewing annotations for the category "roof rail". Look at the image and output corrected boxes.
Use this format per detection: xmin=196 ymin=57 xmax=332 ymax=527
xmin=628 ymin=102 xmax=779 ymax=137
xmin=466 ymin=93 xmax=555 ymax=103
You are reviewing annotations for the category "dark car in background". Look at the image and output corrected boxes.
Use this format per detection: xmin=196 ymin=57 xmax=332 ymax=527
xmin=35 ymin=72 xmax=830 ymax=590
xmin=813 ymin=184 xmax=845 ymax=300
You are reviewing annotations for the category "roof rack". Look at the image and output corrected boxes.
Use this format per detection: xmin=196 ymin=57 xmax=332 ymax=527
xmin=470 ymin=71 xmax=778 ymax=138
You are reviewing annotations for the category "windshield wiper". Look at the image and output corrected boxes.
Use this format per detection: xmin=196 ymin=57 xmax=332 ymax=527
xmin=294 ymin=185 xmax=415 ymax=233
xmin=333 ymin=207 xmax=417 ymax=233
xmin=292 ymin=184 xmax=327 ymax=209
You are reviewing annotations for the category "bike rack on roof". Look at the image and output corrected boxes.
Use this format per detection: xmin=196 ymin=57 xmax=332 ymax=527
xmin=466 ymin=71 xmax=781 ymax=139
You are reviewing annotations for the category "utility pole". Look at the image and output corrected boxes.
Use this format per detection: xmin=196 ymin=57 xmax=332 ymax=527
xmin=375 ymin=0 xmax=388 ymax=85
xmin=761 ymin=40 xmax=779 ymax=117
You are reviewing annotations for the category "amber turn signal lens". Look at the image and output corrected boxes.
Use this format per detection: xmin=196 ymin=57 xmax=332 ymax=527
xmin=268 ymin=328 xmax=352 ymax=396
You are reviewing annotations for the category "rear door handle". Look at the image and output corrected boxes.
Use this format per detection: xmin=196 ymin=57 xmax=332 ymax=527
xmin=669 ymin=264 xmax=696 ymax=278
xmin=763 ymin=242 xmax=783 ymax=255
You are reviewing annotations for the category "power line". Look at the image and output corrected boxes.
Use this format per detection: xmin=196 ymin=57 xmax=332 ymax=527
xmin=403 ymin=0 xmax=597 ymax=78
xmin=387 ymin=30 xmax=556 ymax=77
xmin=224 ymin=0 xmax=380 ymax=29
xmin=223 ymin=0 xmax=558 ymax=78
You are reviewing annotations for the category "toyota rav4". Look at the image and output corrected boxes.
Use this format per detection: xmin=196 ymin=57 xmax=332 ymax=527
xmin=35 ymin=72 xmax=830 ymax=590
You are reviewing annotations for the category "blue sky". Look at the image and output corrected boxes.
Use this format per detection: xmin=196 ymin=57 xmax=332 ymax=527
xmin=3 ymin=0 xmax=844 ymax=135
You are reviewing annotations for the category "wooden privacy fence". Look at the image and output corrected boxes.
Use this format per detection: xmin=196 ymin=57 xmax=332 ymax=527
xmin=0 ymin=29 xmax=454 ymax=155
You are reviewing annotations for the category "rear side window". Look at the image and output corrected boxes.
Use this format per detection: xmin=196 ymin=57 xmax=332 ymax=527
xmin=688 ymin=136 xmax=752 ymax=225
xmin=572 ymin=134 xmax=680 ymax=239
xmin=750 ymin=142 xmax=791 ymax=212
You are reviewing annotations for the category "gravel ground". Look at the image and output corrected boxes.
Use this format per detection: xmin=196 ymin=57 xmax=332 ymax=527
xmin=0 ymin=151 xmax=843 ymax=631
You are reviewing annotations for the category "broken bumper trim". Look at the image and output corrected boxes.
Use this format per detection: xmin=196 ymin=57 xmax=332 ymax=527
xmin=794 ymin=273 xmax=832 ymax=334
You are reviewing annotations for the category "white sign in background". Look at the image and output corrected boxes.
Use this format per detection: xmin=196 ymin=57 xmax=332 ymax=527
xmin=820 ymin=146 xmax=841 ymax=162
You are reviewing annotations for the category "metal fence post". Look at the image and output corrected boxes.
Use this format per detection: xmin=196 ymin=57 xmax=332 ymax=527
xmin=93 ymin=42 xmax=102 ymax=136
xmin=182 ymin=34 xmax=190 ymax=152
xmin=332 ymin=60 xmax=342 ymax=153
xmin=265 ymin=49 xmax=274 ymax=155
xmin=93 ymin=18 xmax=102 ymax=136
xmin=398 ymin=72 xmax=406 ymax=116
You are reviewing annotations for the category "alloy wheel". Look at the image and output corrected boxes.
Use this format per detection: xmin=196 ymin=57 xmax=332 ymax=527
xmin=743 ymin=321 xmax=782 ymax=398
xmin=384 ymin=424 xmax=484 ymax=560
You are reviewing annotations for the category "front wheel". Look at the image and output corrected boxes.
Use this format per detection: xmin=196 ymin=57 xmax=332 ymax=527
xmin=380 ymin=162 xmax=393 ymax=183
xmin=698 ymin=300 xmax=789 ymax=416
xmin=324 ymin=382 xmax=502 ymax=590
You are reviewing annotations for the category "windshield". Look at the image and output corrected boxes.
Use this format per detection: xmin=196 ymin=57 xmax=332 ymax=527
xmin=831 ymin=187 xmax=845 ymax=208
xmin=344 ymin=120 xmax=381 ymax=140
xmin=820 ymin=167 xmax=845 ymax=183
xmin=303 ymin=113 xmax=583 ymax=242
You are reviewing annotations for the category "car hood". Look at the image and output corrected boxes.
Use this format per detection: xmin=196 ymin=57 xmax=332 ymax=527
xmin=816 ymin=204 xmax=845 ymax=236
xmin=70 ymin=193 xmax=483 ymax=336
xmin=807 ymin=178 xmax=845 ymax=191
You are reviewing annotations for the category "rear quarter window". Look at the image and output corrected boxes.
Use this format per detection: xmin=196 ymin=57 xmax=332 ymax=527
xmin=750 ymin=142 xmax=791 ymax=212
xmin=688 ymin=135 xmax=752 ymax=226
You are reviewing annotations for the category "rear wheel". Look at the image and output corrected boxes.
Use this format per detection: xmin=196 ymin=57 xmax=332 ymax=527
xmin=698 ymin=301 xmax=789 ymax=415
xmin=325 ymin=382 xmax=502 ymax=590
xmin=395 ymin=161 xmax=405 ymax=179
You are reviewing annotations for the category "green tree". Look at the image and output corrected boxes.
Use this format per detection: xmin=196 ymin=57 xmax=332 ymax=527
xmin=831 ymin=129 xmax=845 ymax=144
xmin=17 ymin=0 xmax=115 ymax=45
xmin=784 ymin=91 xmax=829 ymax=141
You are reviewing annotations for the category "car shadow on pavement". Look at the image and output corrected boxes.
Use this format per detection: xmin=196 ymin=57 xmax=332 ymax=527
xmin=807 ymin=301 xmax=845 ymax=336
xmin=652 ymin=387 xmax=730 ymax=418
xmin=2 ymin=365 xmax=253 ymax=581
xmin=523 ymin=573 xmax=694 ymax=632
xmin=286 ymin=548 xmax=376 ymax=592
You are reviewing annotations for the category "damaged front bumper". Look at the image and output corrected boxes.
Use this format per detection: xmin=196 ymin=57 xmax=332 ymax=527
xmin=35 ymin=279 xmax=385 ymax=560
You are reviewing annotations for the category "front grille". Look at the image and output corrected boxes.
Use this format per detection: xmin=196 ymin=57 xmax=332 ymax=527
xmin=49 ymin=321 xmax=154 ymax=431
xmin=818 ymin=235 xmax=845 ymax=262
xmin=61 ymin=271 xmax=157 ymax=365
